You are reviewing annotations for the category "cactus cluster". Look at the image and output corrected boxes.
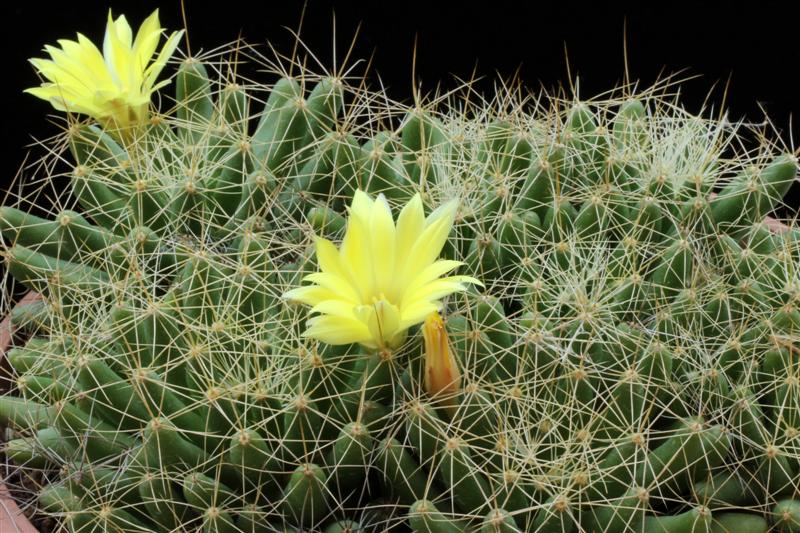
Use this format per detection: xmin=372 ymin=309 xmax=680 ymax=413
xmin=2 ymin=34 xmax=800 ymax=533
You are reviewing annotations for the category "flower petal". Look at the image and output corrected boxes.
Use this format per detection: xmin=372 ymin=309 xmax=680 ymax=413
xmin=395 ymin=193 xmax=424 ymax=255
xmin=310 ymin=299 xmax=359 ymax=319
xmin=399 ymin=301 xmax=439 ymax=329
xmin=405 ymin=279 xmax=469 ymax=307
xmin=304 ymin=315 xmax=372 ymax=346
xmin=349 ymin=189 xmax=374 ymax=225
xmin=301 ymin=272 xmax=360 ymax=304
xmin=396 ymin=199 xmax=458 ymax=288
xmin=103 ymin=11 xmax=133 ymax=86
xmin=339 ymin=212 xmax=373 ymax=300
xmin=282 ymin=285 xmax=338 ymax=307
xmin=370 ymin=194 xmax=396 ymax=294
xmin=316 ymin=237 xmax=346 ymax=278
xmin=132 ymin=9 xmax=162 ymax=70
xmin=143 ymin=29 xmax=183 ymax=89
xmin=404 ymin=259 xmax=464 ymax=294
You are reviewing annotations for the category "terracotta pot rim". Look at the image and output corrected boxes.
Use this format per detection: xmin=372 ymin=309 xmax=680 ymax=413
xmin=1 ymin=291 xmax=42 ymax=533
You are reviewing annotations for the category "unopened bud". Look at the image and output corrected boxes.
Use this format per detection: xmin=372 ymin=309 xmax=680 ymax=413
xmin=423 ymin=312 xmax=461 ymax=413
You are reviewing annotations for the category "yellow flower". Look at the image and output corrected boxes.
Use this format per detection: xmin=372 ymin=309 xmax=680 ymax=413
xmin=25 ymin=9 xmax=183 ymax=132
xmin=423 ymin=311 xmax=461 ymax=407
xmin=284 ymin=190 xmax=482 ymax=350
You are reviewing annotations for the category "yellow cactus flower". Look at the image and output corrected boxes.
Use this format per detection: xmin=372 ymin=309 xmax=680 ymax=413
xmin=422 ymin=311 xmax=462 ymax=406
xmin=25 ymin=9 xmax=183 ymax=132
xmin=284 ymin=190 xmax=482 ymax=350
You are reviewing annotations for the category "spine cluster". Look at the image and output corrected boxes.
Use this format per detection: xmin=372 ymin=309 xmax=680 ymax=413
xmin=1 ymin=47 xmax=799 ymax=533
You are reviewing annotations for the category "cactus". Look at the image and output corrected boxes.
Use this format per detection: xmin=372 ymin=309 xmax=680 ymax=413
xmin=2 ymin=13 xmax=800 ymax=533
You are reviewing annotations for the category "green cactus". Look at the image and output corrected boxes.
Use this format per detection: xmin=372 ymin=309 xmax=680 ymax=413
xmin=2 ymin=19 xmax=800 ymax=533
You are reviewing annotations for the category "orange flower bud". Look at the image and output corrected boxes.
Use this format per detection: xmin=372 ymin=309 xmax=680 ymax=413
xmin=423 ymin=312 xmax=461 ymax=410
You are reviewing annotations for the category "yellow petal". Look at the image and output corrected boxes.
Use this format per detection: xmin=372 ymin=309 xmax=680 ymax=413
xmin=310 ymin=300 xmax=359 ymax=319
xmin=63 ymin=35 xmax=111 ymax=83
xmin=112 ymin=13 xmax=133 ymax=48
xmin=397 ymin=200 xmax=457 ymax=288
xmin=143 ymin=29 xmax=183 ymax=89
xmin=47 ymin=42 xmax=98 ymax=89
xmin=399 ymin=301 xmax=439 ymax=329
xmin=425 ymin=198 xmax=458 ymax=229
xmin=404 ymin=259 xmax=463 ymax=294
xmin=349 ymin=189 xmax=374 ymax=225
xmin=339 ymin=213 xmax=373 ymax=300
xmin=103 ymin=12 xmax=133 ymax=86
xmin=132 ymin=9 xmax=162 ymax=69
xmin=315 ymin=237 xmax=347 ymax=279
xmin=282 ymin=286 xmax=338 ymax=307
xmin=40 ymin=47 xmax=95 ymax=88
xmin=302 ymin=272 xmax=360 ymax=304
xmin=304 ymin=315 xmax=371 ymax=345
xmin=442 ymin=274 xmax=483 ymax=287
xmin=405 ymin=279 xmax=467 ymax=307
xmin=395 ymin=193 xmax=424 ymax=256
xmin=370 ymin=194 xmax=396 ymax=294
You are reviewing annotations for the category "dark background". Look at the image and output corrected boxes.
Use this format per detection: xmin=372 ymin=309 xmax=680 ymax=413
xmin=2 ymin=1 xmax=799 ymax=211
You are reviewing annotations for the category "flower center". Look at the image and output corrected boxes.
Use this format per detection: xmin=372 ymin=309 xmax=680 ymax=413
xmin=354 ymin=296 xmax=403 ymax=349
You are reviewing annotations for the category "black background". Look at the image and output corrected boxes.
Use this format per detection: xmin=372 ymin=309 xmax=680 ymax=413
xmin=2 ymin=1 xmax=799 ymax=211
